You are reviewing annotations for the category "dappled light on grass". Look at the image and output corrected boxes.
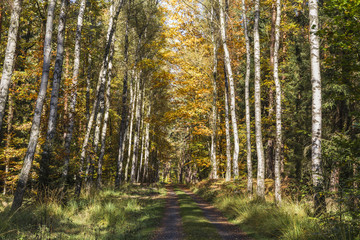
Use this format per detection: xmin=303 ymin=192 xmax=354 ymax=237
xmin=0 ymin=185 xmax=166 ymax=240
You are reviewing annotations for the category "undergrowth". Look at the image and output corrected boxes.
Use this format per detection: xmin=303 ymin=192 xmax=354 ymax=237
xmin=192 ymin=179 xmax=360 ymax=240
xmin=0 ymin=184 xmax=166 ymax=240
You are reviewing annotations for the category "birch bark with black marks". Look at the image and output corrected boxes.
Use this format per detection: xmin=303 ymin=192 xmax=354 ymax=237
xmin=274 ymin=0 xmax=282 ymax=204
xmin=224 ymin=71 xmax=232 ymax=182
xmin=254 ymin=0 xmax=265 ymax=199
xmin=219 ymin=0 xmax=239 ymax=178
xmin=125 ymin=75 xmax=136 ymax=182
xmin=115 ymin=19 xmax=130 ymax=188
xmin=40 ymin=0 xmax=69 ymax=186
xmin=210 ymin=5 xmax=218 ymax=179
xmin=76 ymin=1 xmax=124 ymax=196
xmin=137 ymin=100 xmax=145 ymax=183
xmin=309 ymin=0 xmax=325 ymax=215
xmin=241 ymin=0 xmax=252 ymax=194
xmin=97 ymin=41 xmax=115 ymax=188
xmin=11 ymin=0 xmax=57 ymax=211
xmin=62 ymin=0 xmax=86 ymax=181
xmin=0 ymin=0 xmax=23 ymax=133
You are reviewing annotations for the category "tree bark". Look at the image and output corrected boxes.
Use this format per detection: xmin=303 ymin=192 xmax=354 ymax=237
xmin=0 ymin=0 xmax=23 ymax=134
xmin=62 ymin=0 xmax=86 ymax=182
xmin=125 ymin=74 xmax=136 ymax=182
xmin=40 ymin=0 xmax=69 ymax=186
xmin=3 ymin=92 xmax=14 ymax=195
xmin=209 ymin=5 xmax=218 ymax=180
xmin=11 ymin=0 xmax=57 ymax=211
xmin=115 ymin=19 xmax=130 ymax=188
xmin=254 ymin=0 xmax=266 ymax=199
xmin=97 ymin=41 xmax=115 ymax=188
xmin=76 ymin=1 xmax=124 ymax=196
xmin=309 ymin=0 xmax=325 ymax=215
xmin=219 ymin=0 xmax=239 ymax=178
xmin=274 ymin=0 xmax=282 ymax=205
xmin=241 ymin=0 xmax=252 ymax=194
xmin=142 ymin=106 xmax=151 ymax=182
xmin=224 ymin=70 xmax=232 ymax=182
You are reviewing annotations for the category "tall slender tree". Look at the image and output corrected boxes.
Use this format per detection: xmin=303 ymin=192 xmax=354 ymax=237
xmin=241 ymin=0 xmax=252 ymax=194
xmin=11 ymin=0 xmax=57 ymax=211
xmin=254 ymin=0 xmax=265 ymax=199
xmin=63 ymin=0 xmax=87 ymax=181
xmin=309 ymin=0 xmax=325 ymax=214
xmin=40 ymin=0 xmax=69 ymax=186
xmin=219 ymin=0 xmax=239 ymax=178
xmin=0 ymin=0 xmax=23 ymax=134
xmin=274 ymin=0 xmax=282 ymax=204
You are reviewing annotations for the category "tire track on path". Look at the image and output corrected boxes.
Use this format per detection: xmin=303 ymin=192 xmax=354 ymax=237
xmin=153 ymin=186 xmax=183 ymax=240
xmin=181 ymin=187 xmax=251 ymax=240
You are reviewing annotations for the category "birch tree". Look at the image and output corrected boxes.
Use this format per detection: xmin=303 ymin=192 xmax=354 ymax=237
xmin=11 ymin=0 xmax=57 ymax=211
xmin=0 ymin=0 xmax=23 ymax=133
xmin=309 ymin=0 xmax=326 ymax=214
xmin=241 ymin=0 xmax=252 ymax=194
xmin=76 ymin=0 xmax=124 ymax=195
xmin=210 ymin=5 xmax=218 ymax=179
xmin=40 ymin=0 xmax=69 ymax=185
xmin=254 ymin=0 xmax=266 ymax=199
xmin=115 ymin=19 xmax=130 ymax=188
xmin=219 ymin=0 xmax=239 ymax=178
xmin=274 ymin=0 xmax=282 ymax=204
xmin=62 ymin=0 xmax=86 ymax=181
xmin=225 ymin=71 xmax=232 ymax=182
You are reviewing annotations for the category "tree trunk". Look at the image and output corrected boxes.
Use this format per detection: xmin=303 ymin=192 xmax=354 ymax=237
xmin=274 ymin=0 xmax=282 ymax=205
xmin=254 ymin=0 xmax=266 ymax=199
xmin=0 ymin=0 xmax=23 ymax=134
xmin=224 ymin=71 xmax=232 ymax=182
xmin=219 ymin=0 xmax=239 ymax=178
xmin=142 ymin=106 xmax=151 ymax=182
xmin=97 ymin=41 xmax=115 ymax=188
xmin=11 ymin=0 xmax=57 ymax=212
xmin=62 ymin=0 xmax=86 ymax=182
xmin=241 ymin=0 xmax=252 ymax=194
xmin=309 ymin=0 xmax=325 ymax=215
xmin=76 ymin=1 xmax=124 ymax=196
xmin=115 ymin=19 xmax=130 ymax=188
xmin=210 ymin=5 xmax=218 ymax=180
xmin=130 ymin=75 xmax=143 ymax=183
xmin=3 ymin=92 xmax=14 ymax=195
xmin=40 ymin=0 xmax=69 ymax=186
xmin=125 ymin=75 xmax=136 ymax=182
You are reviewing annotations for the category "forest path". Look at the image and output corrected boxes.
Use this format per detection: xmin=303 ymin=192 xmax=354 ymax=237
xmin=153 ymin=186 xmax=183 ymax=240
xmin=180 ymin=187 xmax=250 ymax=240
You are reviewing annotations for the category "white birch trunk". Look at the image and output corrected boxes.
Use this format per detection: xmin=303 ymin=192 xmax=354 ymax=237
xmin=210 ymin=6 xmax=218 ymax=179
xmin=97 ymin=41 xmax=115 ymax=189
xmin=254 ymin=0 xmax=266 ymax=199
xmin=274 ymin=0 xmax=282 ymax=204
xmin=137 ymin=99 xmax=145 ymax=183
xmin=225 ymin=74 xmax=232 ymax=182
xmin=309 ymin=0 xmax=325 ymax=214
xmin=62 ymin=0 xmax=86 ymax=180
xmin=0 ymin=0 xmax=23 ymax=133
xmin=11 ymin=0 xmax=57 ymax=211
xmin=40 ymin=0 xmax=69 ymax=184
xmin=241 ymin=0 xmax=252 ymax=194
xmin=219 ymin=0 xmax=239 ymax=178
xmin=142 ymin=106 xmax=151 ymax=182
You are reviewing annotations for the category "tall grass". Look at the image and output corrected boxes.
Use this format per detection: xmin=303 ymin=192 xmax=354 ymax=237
xmin=192 ymin=180 xmax=360 ymax=240
xmin=0 ymin=184 xmax=166 ymax=240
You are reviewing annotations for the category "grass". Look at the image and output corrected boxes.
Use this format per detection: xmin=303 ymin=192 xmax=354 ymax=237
xmin=174 ymin=186 xmax=222 ymax=240
xmin=0 ymin=184 xmax=166 ymax=240
xmin=192 ymin=179 xmax=360 ymax=240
